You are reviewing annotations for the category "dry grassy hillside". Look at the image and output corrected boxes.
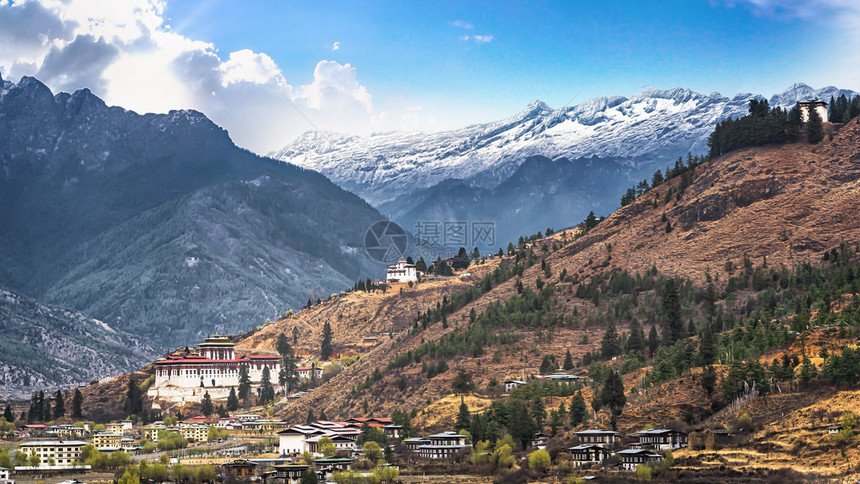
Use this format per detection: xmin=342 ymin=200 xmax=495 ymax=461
xmin=550 ymin=118 xmax=860 ymax=283
xmin=238 ymin=260 xmax=502 ymax=357
xmin=242 ymin=119 xmax=860 ymax=428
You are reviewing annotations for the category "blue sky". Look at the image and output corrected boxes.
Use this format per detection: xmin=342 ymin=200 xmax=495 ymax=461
xmin=1 ymin=0 xmax=857 ymax=152
xmin=163 ymin=0 xmax=852 ymax=123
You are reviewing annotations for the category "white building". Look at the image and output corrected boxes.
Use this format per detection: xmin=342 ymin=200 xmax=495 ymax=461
xmin=386 ymin=258 xmax=417 ymax=283
xmin=504 ymin=380 xmax=526 ymax=392
xmin=17 ymin=441 xmax=87 ymax=467
xmin=800 ymin=100 xmax=828 ymax=123
xmin=152 ymin=336 xmax=280 ymax=389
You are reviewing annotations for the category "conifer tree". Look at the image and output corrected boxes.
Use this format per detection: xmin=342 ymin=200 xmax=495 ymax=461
xmin=124 ymin=378 xmax=143 ymax=416
xmin=39 ymin=390 xmax=50 ymax=421
xmin=807 ymin=102 xmax=824 ymax=144
xmin=72 ymin=389 xmax=83 ymax=419
xmin=227 ymin=388 xmax=239 ymax=412
xmin=201 ymin=391 xmax=214 ymax=417
xmin=570 ymin=391 xmax=587 ymax=426
xmin=3 ymin=404 xmax=13 ymax=422
xmin=627 ymin=320 xmax=645 ymax=354
xmin=306 ymin=409 xmax=315 ymax=424
xmin=53 ymin=390 xmax=65 ymax=419
xmin=238 ymin=365 xmax=251 ymax=404
xmin=258 ymin=366 xmax=275 ymax=404
xmin=648 ymin=325 xmax=659 ymax=355
xmin=661 ymin=279 xmax=682 ymax=345
xmin=698 ymin=323 xmax=717 ymax=365
xmin=563 ymin=350 xmax=574 ymax=371
xmin=599 ymin=371 xmax=626 ymax=431
xmin=601 ymin=321 xmax=620 ymax=359
xmin=320 ymin=322 xmax=333 ymax=360
xmin=530 ymin=397 xmax=547 ymax=430
xmin=455 ymin=400 xmax=471 ymax=432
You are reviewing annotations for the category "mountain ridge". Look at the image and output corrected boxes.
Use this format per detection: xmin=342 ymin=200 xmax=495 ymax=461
xmin=0 ymin=75 xmax=389 ymax=352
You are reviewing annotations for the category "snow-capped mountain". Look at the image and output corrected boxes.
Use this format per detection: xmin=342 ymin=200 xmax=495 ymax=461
xmin=271 ymin=84 xmax=856 ymax=208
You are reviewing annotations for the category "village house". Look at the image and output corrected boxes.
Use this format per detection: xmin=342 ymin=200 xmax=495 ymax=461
xmin=616 ymin=448 xmax=664 ymax=471
xmin=295 ymin=366 xmax=324 ymax=380
xmin=386 ymin=258 xmax=417 ymax=283
xmin=504 ymin=379 xmax=527 ymax=392
xmin=272 ymin=464 xmax=311 ymax=484
xmin=17 ymin=441 xmax=87 ymax=467
xmin=541 ymin=373 xmax=585 ymax=385
xmin=632 ymin=428 xmax=688 ymax=450
xmin=0 ymin=467 xmax=10 ymax=482
xmin=569 ymin=444 xmax=613 ymax=467
xmin=143 ymin=424 xmax=166 ymax=442
xmin=414 ymin=431 xmax=470 ymax=460
xmin=92 ymin=432 xmax=122 ymax=450
xmin=105 ymin=422 xmax=125 ymax=434
xmin=799 ymin=100 xmax=828 ymax=123
xmin=179 ymin=425 xmax=209 ymax=443
xmin=404 ymin=437 xmax=430 ymax=452
xmin=222 ymin=459 xmax=257 ymax=480
xmin=574 ymin=430 xmax=621 ymax=448
xmin=531 ymin=433 xmax=551 ymax=448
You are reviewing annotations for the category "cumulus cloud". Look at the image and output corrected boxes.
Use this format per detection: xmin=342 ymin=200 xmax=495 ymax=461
xmin=0 ymin=0 xmax=429 ymax=153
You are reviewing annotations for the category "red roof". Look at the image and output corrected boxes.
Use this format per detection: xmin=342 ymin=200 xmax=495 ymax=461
xmin=154 ymin=354 xmax=278 ymax=365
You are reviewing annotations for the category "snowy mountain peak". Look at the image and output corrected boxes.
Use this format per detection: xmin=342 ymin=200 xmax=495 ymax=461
xmin=271 ymin=83 xmax=858 ymax=207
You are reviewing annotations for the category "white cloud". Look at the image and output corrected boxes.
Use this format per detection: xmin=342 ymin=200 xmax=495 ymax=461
xmin=450 ymin=19 xmax=473 ymax=29
xmin=0 ymin=0 xmax=429 ymax=153
xmin=460 ymin=34 xmax=493 ymax=44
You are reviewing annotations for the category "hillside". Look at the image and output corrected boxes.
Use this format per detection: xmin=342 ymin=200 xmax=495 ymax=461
xmin=243 ymin=118 xmax=860 ymax=428
xmin=0 ymin=288 xmax=155 ymax=398
xmin=0 ymin=74 xmax=387 ymax=351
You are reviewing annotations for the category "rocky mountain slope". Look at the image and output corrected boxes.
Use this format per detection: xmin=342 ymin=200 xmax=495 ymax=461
xmin=272 ymin=83 xmax=857 ymax=245
xmin=0 ymin=287 xmax=154 ymax=398
xmin=246 ymin=117 xmax=860 ymax=423
xmin=0 ymin=73 xmax=387 ymax=350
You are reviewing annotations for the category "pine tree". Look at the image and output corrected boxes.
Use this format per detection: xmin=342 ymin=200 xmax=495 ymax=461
xmin=601 ymin=321 xmax=620 ymax=359
xmin=258 ymin=366 xmax=275 ymax=404
xmin=701 ymin=366 xmax=717 ymax=398
xmin=39 ymin=390 xmax=50 ymax=422
xmin=238 ymin=365 xmax=251 ymax=404
xmin=648 ymin=325 xmax=659 ymax=355
xmin=52 ymin=390 xmax=65 ymax=419
xmin=306 ymin=409 xmax=315 ymax=424
xmin=661 ymin=279 xmax=682 ymax=345
xmin=319 ymin=409 xmax=328 ymax=421
xmin=201 ymin=391 xmax=214 ymax=417
xmin=227 ymin=388 xmax=239 ymax=412
xmin=798 ymin=356 xmax=819 ymax=386
xmin=549 ymin=409 xmax=562 ymax=435
xmin=530 ymin=397 xmax=547 ymax=430
xmin=3 ymin=404 xmax=13 ymax=422
xmin=124 ymin=378 xmax=143 ymax=416
xmin=72 ymin=389 xmax=83 ymax=419
xmin=320 ymin=322 xmax=333 ymax=360
xmin=455 ymin=400 xmax=471 ymax=432
xmin=509 ymin=399 xmax=536 ymax=450
xmin=698 ymin=323 xmax=717 ymax=365
xmin=627 ymin=320 xmax=645 ymax=354
xmin=807 ymin=102 xmax=824 ymax=144
xmin=599 ymin=371 xmax=627 ymax=431
xmin=563 ymin=350 xmax=574 ymax=371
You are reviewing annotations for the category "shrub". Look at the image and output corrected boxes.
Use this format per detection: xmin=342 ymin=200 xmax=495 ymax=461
xmin=528 ymin=449 xmax=551 ymax=474
xmin=636 ymin=464 xmax=653 ymax=482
